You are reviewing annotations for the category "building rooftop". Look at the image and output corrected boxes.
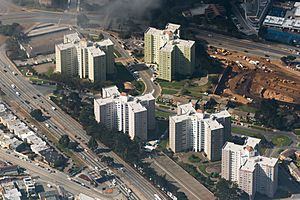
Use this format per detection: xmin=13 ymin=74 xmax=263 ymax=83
xmin=165 ymin=23 xmax=181 ymax=32
xmin=102 ymin=85 xmax=120 ymax=98
xmin=64 ymin=33 xmax=81 ymax=43
xmin=145 ymin=27 xmax=163 ymax=35
xmin=87 ymin=46 xmax=105 ymax=57
xmin=203 ymin=118 xmax=223 ymax=130
xmin=212 ymin=110 xmax=231 ymax=119
xmin=160 ymin=42 xmax=175 ymax=52
xmin=128 ymin=101 xmax=147 ymax=113
xmin=96 ymin=38 xmax=114 ymax=47
xmin=174 ymin=39 xmax=195 ymax=48
xmin=56 ymin=42 xmax=75 ymax=51
xmin=137 ymin=93 xmax=155 ymax=102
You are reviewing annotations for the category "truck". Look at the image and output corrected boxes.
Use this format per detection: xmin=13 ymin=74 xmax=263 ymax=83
xmin=51 ymin=106 xmax=56 ymax=111
xmin=15 ymin=92 xmax=20 ymax=96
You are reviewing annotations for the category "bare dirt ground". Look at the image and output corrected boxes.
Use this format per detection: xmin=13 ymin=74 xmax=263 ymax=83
xmin=0 ymin=35 xmax=7 ymax=45
xmin=33 ymin=63 xmax=55 ymax=74
xmin=209 ymin=49 xmax=300 ymax=105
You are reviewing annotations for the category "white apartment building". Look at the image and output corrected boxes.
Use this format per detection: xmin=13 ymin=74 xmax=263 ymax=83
xmin=222 ymin=137 xmax=278 ymax=199
xmin=169 ymin=103 xmax=231 ymax=161
xmin=94 ymin=86 xmax=155 ymax=141
xmin=144 ymin=23 xmax=195 ymax=81
xmin=55 ymin=33 xmax=114 ymax=82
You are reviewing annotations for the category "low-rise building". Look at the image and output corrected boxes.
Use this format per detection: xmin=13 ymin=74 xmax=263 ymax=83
xmin=288 ymin=162 xmax=300 ymax=182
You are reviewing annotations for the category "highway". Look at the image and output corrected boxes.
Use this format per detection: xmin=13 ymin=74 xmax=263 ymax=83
xmin=0 ymin=44 xmax=165 ymax=200
xmin=193 ymin=29 xmax=300 ymax=60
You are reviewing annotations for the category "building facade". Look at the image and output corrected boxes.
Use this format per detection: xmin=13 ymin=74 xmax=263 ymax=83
xmin=144 ymin=23 xmax=195 ymax=81
xmin=94 ymin=86 xmax=155 ymax=141
xmin=169 ymin=103 xmax=231 ymax=161
xmin=55 ymin=33 xmax=114 ymax=82
xmin=221 ymin=137 xmax=278 ymax=199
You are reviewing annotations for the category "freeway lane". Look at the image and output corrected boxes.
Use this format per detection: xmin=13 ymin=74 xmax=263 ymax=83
xmin=0 ymin=44 xmax=165 ymax=200
xmin=194 ymin=29 xmax=300 ymax=60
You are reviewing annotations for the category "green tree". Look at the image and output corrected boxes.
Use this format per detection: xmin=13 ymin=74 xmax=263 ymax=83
xmin=30 ymin=109 xmax=44 ymax=122
xmin=68 ymin=141 xmax=79 ymax=150
xmin=176 ymin=192 xmax=188 ymax=200
xmin=88 ymin=137 xmax=98 ymax=150
xmin=59 ymin=135 xmax=70 ymax=148
xmin=101 ymin=156 xmax=114 ymax=166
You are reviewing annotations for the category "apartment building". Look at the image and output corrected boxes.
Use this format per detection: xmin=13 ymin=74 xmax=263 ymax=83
xmin=169 ymin=103 xmax=231 ymax=161
xmin=144 ymin=23 xmax=195 ymax=81
xmin=222 ymin=137 xmax=278 ymax=199
xmin=55 ymin=33 xmax=114 ymax=82
xmin=94 ymin=86 xmax=155 ymax=141
xmin=87 ymin=46 xmax=106 ymax=82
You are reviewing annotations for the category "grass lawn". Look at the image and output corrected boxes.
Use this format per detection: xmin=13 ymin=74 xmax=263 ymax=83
xmin=294 ymin=129 xmax=300 ymax=136
xmin=188 ymin=154 xmax=201 ymax=163
xmin=198 ymin=165 xmax=209 ymax=176
xmin=156 ymin=110 xmax=173 ymax=119
xmin=114 ymin=50 xmax=122 ymax=58
xmin=29 ymin=76 xmax=49 ymax=84
xmin=271 ymin=135 xmax=292 ymax=147
xmin=232 ymin=127 xmax=261 ymax=137
xmin=161 ymin=88 xmax=178 ymax=95
xmin=158 ymin=75 xmax=217 ymax=98
xmin=132 ymin=80 xmax=145 ymax=94
xmin=238 ymin=105 xmax=257 ymax=113
xmin=157 ymin=139 xmax=168 ymax=150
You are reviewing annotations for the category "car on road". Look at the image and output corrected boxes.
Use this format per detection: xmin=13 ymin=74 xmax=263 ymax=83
xmin=16 ymin=92 xmax=20 ymax=96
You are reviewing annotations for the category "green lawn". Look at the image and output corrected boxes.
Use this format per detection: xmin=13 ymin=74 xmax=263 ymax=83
xmin=294 ymin=129 xmax=300 ymax=136
xmin=271 ymin=135 xmax=292 ymax=147
xmin=232 ymin=127 xmax=260 ymax=137
xmin=156 ymin=110 xmax=173 ymax=119
xmin=161 ymin=88 xmax=178 ymax=95
xmin=238 ymin=105 xmax=257 ymax=113
xmin=158 ymin=75 xmax=217 ymax=98
xmin=198 ymin=165 xmax=209 ymax=176
xmin=114 ymin=50 xmax=122 ymax=58
xmin=157 ymin=139 xmax=168 ymax=150
xmin=188 ymin=154 xmax=201 ymax=163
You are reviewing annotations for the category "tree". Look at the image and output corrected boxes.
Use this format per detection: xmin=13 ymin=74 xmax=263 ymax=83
xmin=54 ymin=156 xmax=66 ymax=168
xmin=101 ymin=156 xmax=114 ymax=166
xmin=176 ymin=192 xmax=188 ymax=200
xmin=59 ymin=135 xmax=70 ymax=148
xmin=215 ymin=178 xmax=240 ymax=200
xmin=30 ymin=109 xmax=44 ymax=122
xmin=68 ymin=141 xmax=79 ymax=150
xmin=88 ymin=137 xmax=98 ymax=150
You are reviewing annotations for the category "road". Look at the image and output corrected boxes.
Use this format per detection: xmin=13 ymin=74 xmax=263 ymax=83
xmin=0 ymin=149 xmax=113 ymax=199
xmin=149 ymin=153 xmax=215 ymax=200
xmin=193 ymin=29 xmax=300 ymax=60
xmin=0 ymin=44 xmax=165 ymax=200
xmin=98 ymin=30 xmax=161 ymax=98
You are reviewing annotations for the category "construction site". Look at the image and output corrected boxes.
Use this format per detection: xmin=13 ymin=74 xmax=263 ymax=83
xmin=210 ymin=47 xmax=300 ymax=105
